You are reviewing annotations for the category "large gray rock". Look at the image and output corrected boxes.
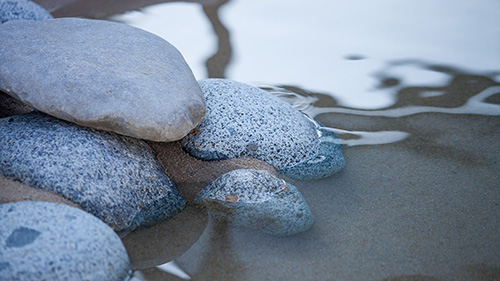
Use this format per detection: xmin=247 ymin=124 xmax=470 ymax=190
xmin=0 ymin=201 xmax=131 ymax=281
xmin=181 ymin=79 xmax=345 ymax=180
xmin=0 ymin=0 xmax=52 ymax=24
xmin=195 ymin=169 xmax=314 ymax=236
xmin=0 ymin=18 xmax=206 ymax=141
xmin=0 ymin=112 xmax=186 ymax=232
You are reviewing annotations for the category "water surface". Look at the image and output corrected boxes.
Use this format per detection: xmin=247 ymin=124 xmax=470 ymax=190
xmin=45 ymin=0 xmax=500 ymax=280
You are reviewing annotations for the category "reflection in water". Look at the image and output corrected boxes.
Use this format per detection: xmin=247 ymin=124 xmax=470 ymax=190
xmin=325 ymin=128 xmax=410 ymax=147
xmin=156 ymin=261 xmax=191 ymax=279
xmin=202 ymin=0 xmax=232 ymax=78
xmin=309 ymin=86 xmax=500 ymax=118
xmin=263 ymin=62 xmax=500 ymax=147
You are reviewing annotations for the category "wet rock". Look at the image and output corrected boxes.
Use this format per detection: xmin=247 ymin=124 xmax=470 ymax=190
xmin=181 ymin=79 xmax=344 ymax=180
xmin=150 ymin=141 xmax=277 ymax=202
xmin=195 ymin=169 xmax=314 ymax=236
xmin=0 ymin=0 xmax=52 ymax=24
xmin=0 ymin=112 xmax=186 ymax=232
xmin=0 ymin=18 xmax=205 ymax=141
xmin=0 ymin=201 xmax=131 ymax=281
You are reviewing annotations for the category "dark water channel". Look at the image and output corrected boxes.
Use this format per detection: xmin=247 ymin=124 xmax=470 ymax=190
xmin=35 ymin=0 xmax=500 ymax=280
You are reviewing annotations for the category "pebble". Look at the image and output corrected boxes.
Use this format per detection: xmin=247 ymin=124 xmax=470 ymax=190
xmin=181 ymin=79 xmax=345 ymax=180
xmin=195 ymin=169 xmax=314 ymax=236
xmin=0 ymin=112 xmax=186 ymax=232
xmin=0 ymin=18 xmax=206 ymax=141
xmin=0 ymin=201 xmax=131 ymax=281
xmin=0 ymin=0 xmax=52 ymax=24
xmin=150 ymin=141 xmax=277 ymax=202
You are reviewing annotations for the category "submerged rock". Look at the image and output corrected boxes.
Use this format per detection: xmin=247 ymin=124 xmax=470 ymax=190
xmin=195 ymin=169 xmax=314 ymax=236
xmin=150 ymin=141 xmax=277 ymax=202
xmin=181 ymin=79 xmax=344 ymax=180
xmin=0 ymin=0 xmax=52 ymax=24
xmin=0 ymin=112 xmax=185 ymax=232
xmin=0 ymin=18 xmax=205 ymax=141
xmin=0 ymin=201 xmax=131 ymax=281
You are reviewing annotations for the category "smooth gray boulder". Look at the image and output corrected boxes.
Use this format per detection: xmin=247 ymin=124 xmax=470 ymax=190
xmin=195 ymin=169 xmax=314 ymax=236
xmin=0 ymin=201 xmax=131 ymax=281
xmin=0 ymin=0 xmax=52 ymax=24
xmin=0 ymin=18 xmax=206 ymax=141
xmin=181 ymin=79 xmax=345 ymax=180
xmin=0 ymin=112 xmax=186 ymax=232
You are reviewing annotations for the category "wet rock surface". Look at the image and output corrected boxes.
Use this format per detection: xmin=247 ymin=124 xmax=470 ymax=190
xmin=195 ymin=169 xmax=314 ymax=236
xmin=0 ymin=17 xmax=206 ymax=141
xmin=0 ymin=0 xmax=52 ymax=24
xmin=181 ymin=79 xmax=344 ymax=180
xmin=150 ymin=141 xmax=277 ymax=202
xmin=0 ymin=201 xmax=131 ymax=281
xmin=0 ymin=112 xmax=185 ymax=232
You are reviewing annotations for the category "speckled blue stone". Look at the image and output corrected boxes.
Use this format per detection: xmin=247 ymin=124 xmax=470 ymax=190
xmin=0 ymin=112 xmax=185 ymax=232
xmin=195 ymin=169 xmax=314 ymax=236
xmin=0 ymin=201 xmax=131 ymax=281
xmin=0 ymin=0 xmax=52 ymax=24
xmin=181 ymin=79 xmax=345 ymax=180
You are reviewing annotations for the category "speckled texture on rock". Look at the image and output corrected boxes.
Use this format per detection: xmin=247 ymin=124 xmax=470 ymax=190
xmin=181 ymin=79 xmax=344 ymax=180
xmin=0 ymin=112 xmax=186 ymax=232
xmin=0 ymin=18 xmax=206 ymax=141
xmin=0 ymin=201 xmax=131 ymax=281
xmin=195 ymin=169 xmax=314 ymax=236
xmin=0 ymin=0 xmax=52 ymax=24
xmin=150 ymin=140 xmax=277 ymax=202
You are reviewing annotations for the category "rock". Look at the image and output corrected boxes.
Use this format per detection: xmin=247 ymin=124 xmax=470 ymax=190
xmin=150 ymin=141 xmax=277 ymax=202
xmin=195 ymin=169 xmax=314 ymax=236
xmin=0 ymin=201 xmax=131 ymax=281
xmin=0 ymin=18 xmax=206 ymax=141
xmin=0 ymin=0 xmax=52 ymax=24
xmin=0 ymin=174 xmax=82 ymax=209
xmin=0 ymin=90 xmax=33 ymax=118
xmin=181 ymin=79 xmax=345 ymax=180
xmin=0 ymin=112 xmax=186 ymax=232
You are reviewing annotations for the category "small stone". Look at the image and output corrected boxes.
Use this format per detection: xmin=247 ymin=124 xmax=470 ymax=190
xmin=181 ymin=79 xmax=345 ymax=180
xmin=195 ymin=169 xmax=314 ymax=236
xmin=149 ymin=140 xmax=277 ymax=202
xmin=0 ymin=201 xmax=131 ymax=281
xmin=0 ymin=0 xmax=52 ymax=24
xmin=0 ymin=18 xmax=206 ymax=141
xmin=0 ymin=112 xmax=185 ymax=232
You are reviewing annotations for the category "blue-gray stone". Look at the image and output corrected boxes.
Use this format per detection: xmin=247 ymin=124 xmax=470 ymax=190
xmin=181 ymin=79 xmax=345 ymax=180
xmin=0 ymin=201 xmax=131 ymax=281
xmin=0 ymin=18 xmax=206 ymax=141
xmin=195 ymin=169 xmax=314 ymax=236
xmin=0 ymin=0 xmax=52 ymax=24
xmin=0 ymin=112 xmax=186 ymax=232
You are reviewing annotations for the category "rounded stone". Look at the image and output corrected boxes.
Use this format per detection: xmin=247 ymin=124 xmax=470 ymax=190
xmin=181 ymin=79 xmax=345 ymax=180
xmin=195 ymin=169 xmax=314 ymax=236
xmin=0 ymin=0 xmax=53 ymax=24
xmin=0 ymin=201 xmax=131 ymax=281
xmin=0 ymin=18 xmax=206 ymax=141
xmin=0 ymin=112 xmax=186 ymax=232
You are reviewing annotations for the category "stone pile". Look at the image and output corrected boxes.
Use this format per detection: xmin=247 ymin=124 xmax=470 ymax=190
xmin=0 ymin=1 xmax=345 ymax=279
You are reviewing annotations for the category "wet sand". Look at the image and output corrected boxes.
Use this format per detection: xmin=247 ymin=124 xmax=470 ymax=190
xmin=21 ymin=2 xmax=500 ymax=280
xmin=131 ymin=75 xmax=500 ymax=281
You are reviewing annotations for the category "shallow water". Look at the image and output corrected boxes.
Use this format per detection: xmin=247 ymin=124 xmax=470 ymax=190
xmin=42 ymin=0 xmax=500 ymax=280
